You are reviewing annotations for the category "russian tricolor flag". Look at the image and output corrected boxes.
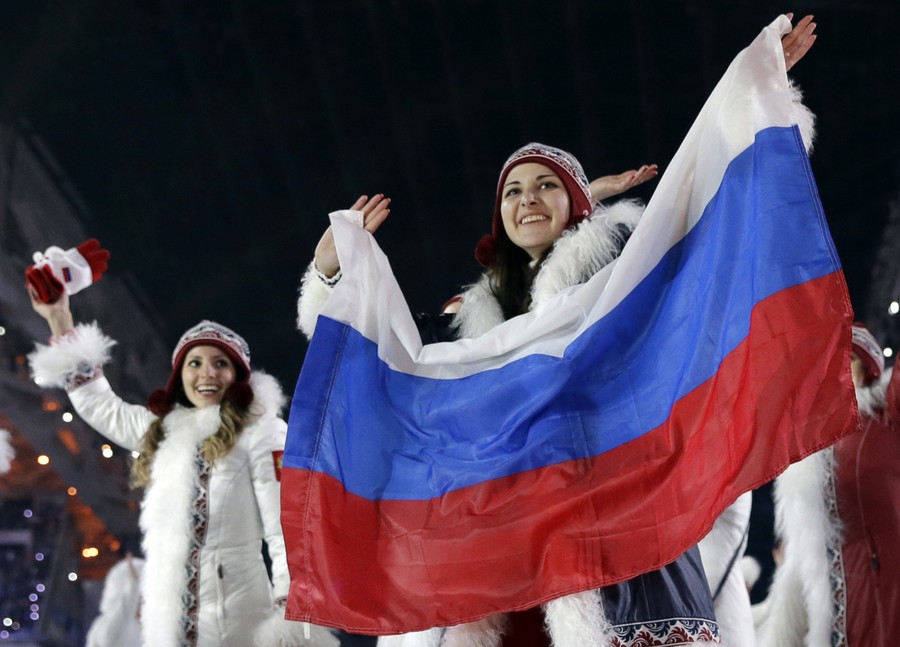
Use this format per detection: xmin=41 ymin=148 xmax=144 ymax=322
xmin=282 ymin=16 xmax=856 ymax=635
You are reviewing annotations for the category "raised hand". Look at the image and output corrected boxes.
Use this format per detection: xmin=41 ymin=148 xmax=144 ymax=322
xmin=313 ymin=194 xmax=392 ymax=278
xmin=590 ymin=164 xmax=659 ymax=204
xmin=782 ymin=13 xmax=817 ymax=72
xmin=27 ymin=284 xmax=75 ymax=338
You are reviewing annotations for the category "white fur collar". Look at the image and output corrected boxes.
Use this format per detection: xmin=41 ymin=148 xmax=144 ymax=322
xmin=140 ymin=403 xmax=219 ymax=647
xmin=138 ymin=370 xmax=284 ymax=646
xmin=247 ymin=371 xmax=287 ymax=421
xmin=453 ymin=200 xmax=642 ymax=340
xmin=763 ymin=449 xmax=837 ymax=647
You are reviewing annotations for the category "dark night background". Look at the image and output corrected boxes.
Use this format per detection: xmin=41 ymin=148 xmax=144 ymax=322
xmin=1 ymin=0 xmax=899 ymax=618
xmin=3 ymin=0 xmax=899 ymax=389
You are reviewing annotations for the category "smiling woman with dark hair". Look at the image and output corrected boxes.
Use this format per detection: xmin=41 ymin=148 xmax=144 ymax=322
xmin=295 ymin=14 xmax=819 ymax=647
xmin=299 ymin=141 xmax=712 ymax=647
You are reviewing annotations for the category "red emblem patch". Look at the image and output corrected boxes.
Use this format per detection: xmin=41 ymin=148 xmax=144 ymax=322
xmin=272 ymin=450 xmax=284 ymax=482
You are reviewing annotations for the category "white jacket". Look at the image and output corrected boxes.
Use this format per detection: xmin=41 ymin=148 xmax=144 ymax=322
xmin=29 ymin=324 xmax=334 ymax=647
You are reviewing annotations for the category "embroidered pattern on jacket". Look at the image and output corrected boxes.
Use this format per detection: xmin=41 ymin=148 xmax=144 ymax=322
xmin=181 ymin=453 xmax=212 ymax=647
xmin=824 ymin=448 xmax=848 ymax=647
xmin=610 ymin=616 xmax=719 ymax=646
xmin=64 ymin=361 xmax=103 ymax=391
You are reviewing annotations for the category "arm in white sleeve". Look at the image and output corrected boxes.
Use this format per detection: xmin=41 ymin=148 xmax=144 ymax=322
xmin=296 ymin=260 xmax=341 ymax=340
xmin=67 ymin=377 xmax=155 ymax=452
xmin=248 ymin=414 xmax=290 ymax=601
xmin=28 ymin=322 xmax=154 ymax=451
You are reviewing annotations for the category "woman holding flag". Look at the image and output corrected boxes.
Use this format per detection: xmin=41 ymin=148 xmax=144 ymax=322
xmin=300 ymin=147 xmax=716 ymax=647
xmin=294 ymin=13 xmax=820 ymax=647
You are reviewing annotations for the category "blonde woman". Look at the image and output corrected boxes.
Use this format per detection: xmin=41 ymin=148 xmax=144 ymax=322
xmin=28 ymin=289 xmax=330 ymax=647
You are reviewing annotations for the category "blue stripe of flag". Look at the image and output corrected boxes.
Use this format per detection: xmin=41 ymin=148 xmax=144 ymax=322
xmin=286 ymin=125 xmax=838 ymax=501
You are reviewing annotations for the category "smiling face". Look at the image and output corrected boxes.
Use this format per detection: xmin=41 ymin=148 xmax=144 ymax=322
xmin=180 ymin=345 xmax=236 ymax=408
xmin=499 ymin=162 xmax=571 ymax=260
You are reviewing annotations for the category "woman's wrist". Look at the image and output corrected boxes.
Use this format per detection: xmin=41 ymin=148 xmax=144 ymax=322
xmin=313 ymin=263 xmax=342 ymax=286
xmin=47 ymin=311 xmax=75 ymax=339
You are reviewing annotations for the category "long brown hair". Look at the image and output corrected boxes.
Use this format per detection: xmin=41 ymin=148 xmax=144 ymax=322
xmin=486 ymin=229 xmax=553 ymax=320
xmin=131 ymin=394 xmax=247 ymax=488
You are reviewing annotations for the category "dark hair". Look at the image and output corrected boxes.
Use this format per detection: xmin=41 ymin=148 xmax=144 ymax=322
xmin=486 ymin=229 xmax=551 ymax=320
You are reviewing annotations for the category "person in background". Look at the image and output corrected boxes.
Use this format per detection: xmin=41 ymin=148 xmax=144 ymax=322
xmin=27 ymin=286 xmax=333 ymax=646
xmin=758 ymin=322 xmax=900 ymax=646
xmin=85 ymin=553 xmax=144 ymax=647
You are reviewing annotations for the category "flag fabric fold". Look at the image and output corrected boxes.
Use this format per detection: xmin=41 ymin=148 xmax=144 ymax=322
xmin=283 ymin=15 xmax=856 ymax=635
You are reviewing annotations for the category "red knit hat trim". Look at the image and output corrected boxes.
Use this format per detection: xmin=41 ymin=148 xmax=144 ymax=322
xmin=851 ymin=322 xmax=884 ymax=384
xmin=476 ymin=142 xmax=593 ymax=267
xmin=147 ymin=321 xmax=252 ymax=416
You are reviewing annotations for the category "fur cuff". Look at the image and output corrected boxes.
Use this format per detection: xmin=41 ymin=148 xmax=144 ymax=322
xmin=253 ymin=610 xmax=339 ymax=647
xmin=788 ymin=79 xmax=816 ymax=154
xmin=28 ymin=322 xmax=115 ymax=390
xmin=297 ymin=261 xmax=336 ymax=339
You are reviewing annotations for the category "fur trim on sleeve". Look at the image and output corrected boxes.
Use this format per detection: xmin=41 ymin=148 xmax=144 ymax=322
xmin=531 ymin=200 xmax=643 ymax=308
xmin=252 ymin=610 xmax=339 ymax=647
xmin=297 ymin=261 xmax=336 ymax=339
xmin=0 ymin=429 xmax=14 ymax=475
xmin=28 ymin=322 xmax=116 ymax=390
xmin=788 ymin=79 xmax=816 ymax=154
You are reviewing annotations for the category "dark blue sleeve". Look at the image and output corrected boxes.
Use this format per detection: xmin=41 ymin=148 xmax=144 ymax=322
xmin=413 ymin=313 xmax=459 ymax=345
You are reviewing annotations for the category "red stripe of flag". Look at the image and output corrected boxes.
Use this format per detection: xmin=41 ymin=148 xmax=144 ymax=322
xmin=283 ymin=271 xmax=856 ymax=634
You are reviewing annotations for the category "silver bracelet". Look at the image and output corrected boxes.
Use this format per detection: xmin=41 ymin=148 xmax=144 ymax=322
xmin=315 ymin=266 xmax=342 ymax=286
